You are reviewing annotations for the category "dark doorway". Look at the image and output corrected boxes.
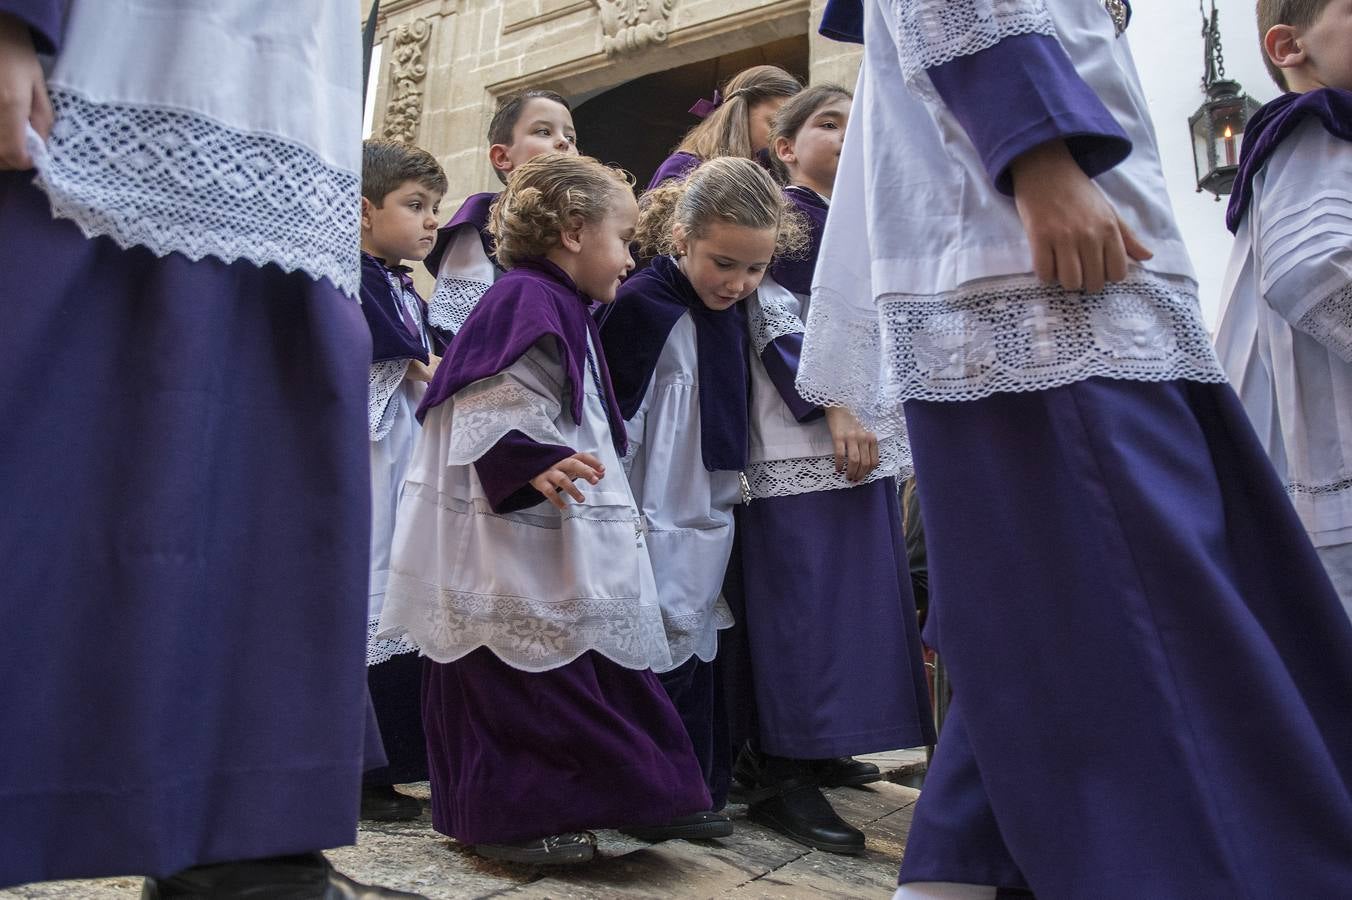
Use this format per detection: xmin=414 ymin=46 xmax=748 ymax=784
xmin=572 ymin=35 xmax=809 ymax=190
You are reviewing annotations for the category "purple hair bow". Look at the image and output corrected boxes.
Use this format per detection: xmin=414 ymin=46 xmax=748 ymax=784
xmin=689 ymin=89 xmax=723 ymax=119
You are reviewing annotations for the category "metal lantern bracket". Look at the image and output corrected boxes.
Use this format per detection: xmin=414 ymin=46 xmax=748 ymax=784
xmin=1189 ymin=1 xmax=1262 ymax=199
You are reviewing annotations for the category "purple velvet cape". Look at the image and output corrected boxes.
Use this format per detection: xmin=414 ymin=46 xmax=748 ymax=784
xmin=423 ymin=191 xmax=498 ymax=276
xmin=360 ymin=251 xmax=433 ymax=364
xmin=1226 ymin=88 xmax=1352 ymax=234
xmin=598 ymin=254 xmax=750 ymax=471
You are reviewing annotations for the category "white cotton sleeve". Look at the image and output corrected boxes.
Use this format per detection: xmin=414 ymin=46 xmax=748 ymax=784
xmin=443 ymin=346 xmax=569 ymax=466
xmin=428 ymin=226 xmax=496 ymax=336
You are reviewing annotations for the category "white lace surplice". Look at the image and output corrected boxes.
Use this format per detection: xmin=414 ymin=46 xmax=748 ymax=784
xmin=428 ymin=227 xmax=496 ymax=336
xmin=29 ymin=1 xmax=359 ymax=297
xmin=623 ymin=315 xmax=737 ymax=670
xmin=798 ymin=0 xmax=1224 ymax=426
xmin=378 ymin=337 xmax=672 ymax=673
xmin=1215 ymin=120 xmax=1352 ymax=551
xmin=747 ymin=275 xmax=910 ymax=500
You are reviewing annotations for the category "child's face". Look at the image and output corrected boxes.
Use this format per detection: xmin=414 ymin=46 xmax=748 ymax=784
xmin=748 ymin=97 xmax=790 ymax=154
xmin=571 ymin=193 xmax=639 ymax=304
xmin=775 ymin=97 xmax=850 ymax=196
xmin=1299 ymin=0 xmax=1352 ymax=91
xmin=361 ymin=180 xmax=442 ymax=263
xmin=675 ymin=222 xmax=777 ymax=311
xmin=491 ymin=98 xmax=579 ymax=178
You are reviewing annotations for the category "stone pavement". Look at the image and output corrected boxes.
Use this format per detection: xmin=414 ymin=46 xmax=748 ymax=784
xmin=0 ymin=752 xmax=925 ymax=900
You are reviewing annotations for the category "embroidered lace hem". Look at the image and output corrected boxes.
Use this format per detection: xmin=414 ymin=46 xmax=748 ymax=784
xmin=369 ymin=360 xmax=409 ymax=441
xmin=661 ymin=599 xmax=735 ymax=672
xmin=1297 ymin=283 xmax=1352 ymax=364
xmin=32 ymin=89 xmax=360 ymax=296
xmin=798 ymin=272 xmax=1225 ymax=428
xmin=380 ymin=572 xmax=671 ymax=673
xmin=746 ymin=436 xmax=911 ymax=499
xmin=428 ymin=274 xmax=493 ymax=336
xmin=446 ymin=376 xmax=566 ymax=465
xmin=894 ymin=0 xmax=1058 ymax=81
xmin=367 ymin=614 xmax=419 ymax=667
xmin=1287 ymin=474 xmax=1352 ymax=498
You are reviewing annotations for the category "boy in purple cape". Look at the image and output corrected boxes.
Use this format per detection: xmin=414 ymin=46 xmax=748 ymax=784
xmin=422 ymin=89 xmax=578 ymax=339
xmin=358 ymin=139 xmax=447 ymax=823
xmin=1215 ymin=0 xmax=1352 ymax=616
xmin=377 ymin=154 xmax=723 ymax=864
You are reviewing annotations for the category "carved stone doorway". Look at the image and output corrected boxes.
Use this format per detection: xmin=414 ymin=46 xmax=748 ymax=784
xmin=572 ymin=35 xmax=809 ymax=190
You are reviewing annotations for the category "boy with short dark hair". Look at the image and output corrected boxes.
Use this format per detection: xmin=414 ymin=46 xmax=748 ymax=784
xmin=1216 ymin=0 xmax=1352 ymax=615
xmin=358 ymin=138 xmax=447 ymax=821
xmin=423 ymin=89 xmax=578 ymax=338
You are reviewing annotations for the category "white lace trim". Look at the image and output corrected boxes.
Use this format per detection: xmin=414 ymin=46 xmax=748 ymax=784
xmin=428 ymin=275 xmax=493 ymax=336
xmin=894 ymin=0 xmax=1058 ymax=81
xmin=446 ymin=377 xmax=566 ymax=464
xmin=1288 ymin=474 xmax=1352 ymax=498
xmin=31 ymin=89 xmax=360 ymax=297
xmin=745 ymin=435 xmax=910 ymax=499
xmin=749 ymin=287 xmax=805 ymax=354
xmin=369 ymin=360 xmax=410 ymax=442
xmin=799 ymin=272 xmax=1225 ymax=427
xmin=382 ymin=572 xmax=670 ymax=672
xmin=1298 ymin=283 xmax=1352 ymax=364
xmin=367 ymin=614 xmax=419 ymax=667
xmin=663 ymin=598 xmax=735 ymax=671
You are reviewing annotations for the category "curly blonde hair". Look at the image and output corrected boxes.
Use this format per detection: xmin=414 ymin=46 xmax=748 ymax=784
xmin=488 ymin=154 xmax=635 ymax=269
xmin=635 ymin=156 xmax=808 ymax=261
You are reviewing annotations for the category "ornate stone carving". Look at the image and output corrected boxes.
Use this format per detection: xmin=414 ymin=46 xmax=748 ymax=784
xmin=382 ymin=18 xmax=432 ymax=144
xmin=595 ymin=0 xmax=676 ymax=57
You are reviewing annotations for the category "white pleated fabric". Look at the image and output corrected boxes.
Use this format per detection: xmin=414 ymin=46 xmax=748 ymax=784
xmin=623 ymin=315 xmax=737 ymax=671
xmin=1215 ymin=120 xmax=1352 ymax=560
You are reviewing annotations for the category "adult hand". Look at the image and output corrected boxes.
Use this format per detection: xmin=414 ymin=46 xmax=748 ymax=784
xmin=1010 ymin=139 xmax=1152 ymax=294
xmin=529 ymin=452 xmax=605 ymax=510
xmin=0 ymin=14 xmax=52 ymax=171
xmin=824 ymin=405 xmax=878 ymax=483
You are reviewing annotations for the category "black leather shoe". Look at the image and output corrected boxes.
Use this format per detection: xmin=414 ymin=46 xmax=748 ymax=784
xmin=811 ymin=757 xmax=882 ymax=788
xmin=360 ymin=784 xmax=422 ymax=822
xmin=141 ymin=853 xmax=427 ymax=899
xmin=747 ymin=769 xmax=866 ymax=855
xmin=727 ymin=744 xmax=765 ymax=803
xmin=620 ymin=811 xmax=734 ymax=842
xmin=473 ymin=832 xmax=596 ymax=865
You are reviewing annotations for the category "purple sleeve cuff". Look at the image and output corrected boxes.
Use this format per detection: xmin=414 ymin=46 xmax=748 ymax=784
xmin=927 ymin=33 xmax=1131 ymax=196
xmin=1 ymin=0 xmax=66 ymax=54
xmin=474 ymin=430 xmax=575 ymax=514
xmin=761 ymin=333 xmax=823 ymax=423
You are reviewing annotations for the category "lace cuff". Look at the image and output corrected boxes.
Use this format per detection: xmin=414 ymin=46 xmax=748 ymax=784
xmin=369 ymin=359 xmax=409 ymax=441
xmin=1296 ymin=283 xmax=1352 ymax=364
xmin=445 ymin=375 xmax=567 ymax=466
xmin=893 ymin=0 xmax=1057 ymax=82
xmin=32 ymin=89 xmax=361 ymax=297
xmin=749 ymin=285 xmax=805 ymax=354
xmin=745 ymin=435 xmax=911 ymax=499
xmin=428 ymin=274 xmax=493 ymax=336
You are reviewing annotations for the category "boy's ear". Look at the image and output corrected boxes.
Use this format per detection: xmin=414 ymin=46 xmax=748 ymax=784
xmin=773 ymin=135 xmax=795 ymax=166
xmin=1264 ymin=24 xmax=1305 ymax=73
xmin=488 ymin=143 xmax=514 ymax=176
xmin=360 ymin=196 xmax=375 ymax=230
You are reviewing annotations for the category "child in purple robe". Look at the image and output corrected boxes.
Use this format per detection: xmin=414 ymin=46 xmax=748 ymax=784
xmin=376 ymin=154 xmax=721 ymax=864
xmin=358 ymin=139 xmax=447 ymax=822
xmin=423 ymin=89 xmax=579 ymax=339
xmin=729 ymin=84 xmax=935 ymax=855
xmin=597 ymin=156 xmax=807 ymax=817
xmin=649 ymin=65 xmax=802 ymax=189
xmin=1215 ymin=0 xmax=1352 ymax=616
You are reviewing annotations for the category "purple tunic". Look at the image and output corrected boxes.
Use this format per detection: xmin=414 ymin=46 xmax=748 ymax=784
xmin=1 ymin=168 xmax=372 ymax=886
xmin=647 ymin=151 xmax=701 ymax=189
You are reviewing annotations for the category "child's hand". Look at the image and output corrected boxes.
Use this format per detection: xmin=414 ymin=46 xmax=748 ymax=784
xmin=1010 ymin=139 xmax=1152 ymax=294
xmin=0 ymin=14 xmax=52 ymax=171
xmin=530 ymin=453 xmax=606 ymax=510
xmin=406 ymin=354 xmax=440 ymax=383
xmin=824 ymin=406 xmax=878 ymax=483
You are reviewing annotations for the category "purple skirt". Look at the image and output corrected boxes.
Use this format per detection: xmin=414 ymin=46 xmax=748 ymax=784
xmin=738 ymin=479 xmax=935 ymax=758
xmin=900 ymin=377 xmax=1352 ymax=897
xmin=422 ymin=649 xmax=712 ymax=845
xmin=0 ymin=173 xmax=373 ymax=887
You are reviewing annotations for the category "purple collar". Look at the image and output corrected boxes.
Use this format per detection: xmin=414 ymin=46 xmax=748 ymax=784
xmin=599 ymin=255 xmax=749 ymax=471
xmin=423 ymin=192 xmax=498 ymax=276
xmin=769 ymin=185 xmax=828 ymax=296
xmin=359 ymin=251 xmax=430 ymax=364
xmin=417 ymin=257 xmax=628 ymax=455
xmin=1226 ymin=88 xmax=1352 ymax=233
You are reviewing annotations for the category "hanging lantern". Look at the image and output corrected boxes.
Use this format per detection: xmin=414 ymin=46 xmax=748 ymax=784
xmin=1188 ymin=2 xmax=1262 ymax=198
